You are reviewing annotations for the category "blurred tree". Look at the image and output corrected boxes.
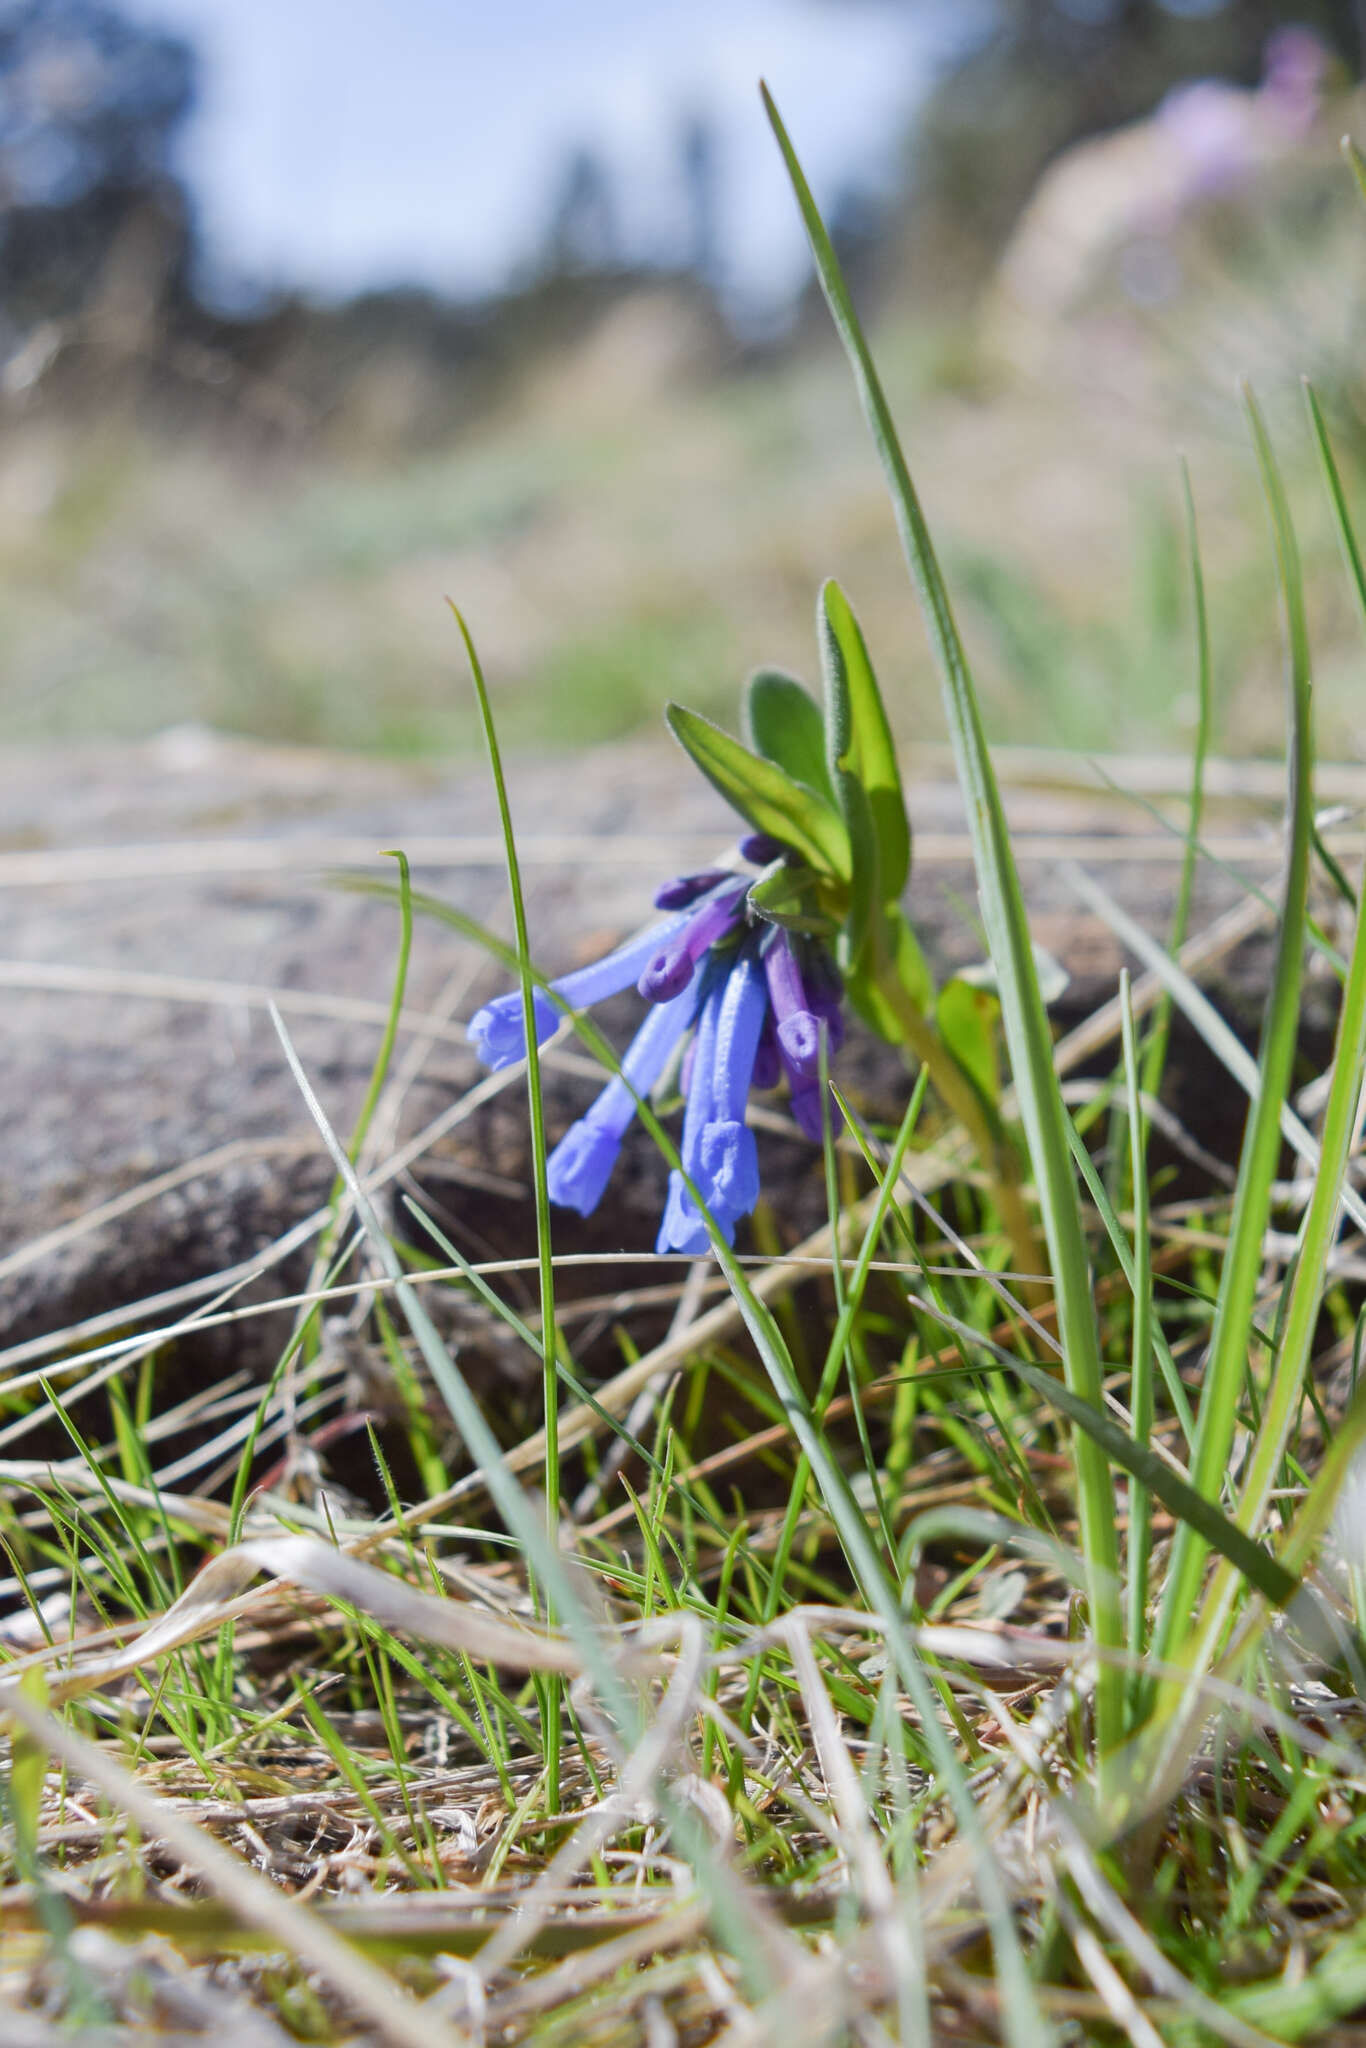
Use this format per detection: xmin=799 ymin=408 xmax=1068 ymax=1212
xmin=903 ymin=0 xmax=1361 ymax=286
xmin=545 ymin=146 xmax=620 ymax=274
xmin=681 ymin=112 xmax=720 ymax=286
xmin=0 ymin=0 xmax=195 ymax=351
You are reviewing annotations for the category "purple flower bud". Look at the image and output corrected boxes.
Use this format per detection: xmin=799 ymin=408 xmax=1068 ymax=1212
xmin=638 ymin=883 xmax=745 ymax=1004
xmin=740 ymin=831 xmax=787 ymax=866
xmin=787 ymin=1077 xmax=829 ymax=1143
xmin=763 ymin=928 xmax=804 ymax=1016
xmin=653 ymin=868 xmax=732 ymax=910
xmin=764 ymin=933 xmax=843 ymax=1077
xmin=639 ymin=948 xmax=699 ymax=1005
xmin=777 ymin=1010 xmax=824 ymax=1077
xmin=777 ymin=1022 xmax=830 ymax=1142
xmin=810 ymin=989 xmax=845 ymax=1057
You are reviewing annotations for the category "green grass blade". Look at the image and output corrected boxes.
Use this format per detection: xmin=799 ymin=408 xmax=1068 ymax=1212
xmin=893 ymin=1293 xmax=1299 ymax=1612
xmin=1305 ymin=380 xmax=1366 ymax=631
xmin=1167 ymin=387 xmax=1366 ymax=1687
xmin=1140 ymin=462 xmax=1211 ymax=1116
xmin=267 ymin=1002 xmax=783 ymax=1998
xmin=762 ymin=81 xmax=1122 ymax=1766
xmin=1002 ymin=1358 xmax=1297 ymax=1611
xmin=1064 ymin=864 xmax=1366 ymax=1241
xmin=1120 ymin=974 xmax=1156 ymax=1695
xmin=1147 ymin=388 xmax=1313 ymax=1684
xmin=1062 ymin=1113 xmax=1194 ymax=1445
xmin=1182 ymin=788 xmax=1366 ymax=1657
xmin=448 ymin=601 xmax=564 ymax=1812
xmin=1343 ymin=133 xmax=1366 ymax=209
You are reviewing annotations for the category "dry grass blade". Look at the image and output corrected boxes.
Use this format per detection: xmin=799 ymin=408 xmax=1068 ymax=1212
xmin=1 ymin=1687 xmax=473 ymax=2048
xmin=784 ymin=1617 xmax=930 ymax=2039
xmin=472 ymin=1619 xmax=722 ymax=1982
xmin=1050 ymin=1889 xmax=1166 ymax=2048
xmin=0 ymin=1533 xmax=586 ymax=1705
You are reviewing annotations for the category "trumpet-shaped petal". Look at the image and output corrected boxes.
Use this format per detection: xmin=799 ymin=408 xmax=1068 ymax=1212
xmin=546 ymin=977 xmax=701 ymax=1216
xmin=468 ymin=913 xmax=688 ymax=1070
xmin=467 ymin=988 xmax=559 ymax=1070
xmin=699 ymin=1118 xmax=760 ymax=1218
xmin=544 ymin=1121 xmax=620 ymax=1217
xmin=657 ymin=945 xmax=767 ymax=1251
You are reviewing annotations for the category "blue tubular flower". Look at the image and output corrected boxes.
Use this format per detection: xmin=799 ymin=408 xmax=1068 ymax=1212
xmin=658 ymin=943 xmax=767 ymax=1252
xmin=656 ymin=968 xmax=724 ymax=1255
xmin=466 ymin=842 xmax=849 ymax=1243
xmin=546 ymin=977 xmax=701 ymax=1216
xmin=467 ymin=912 xmax=690 ymax=1070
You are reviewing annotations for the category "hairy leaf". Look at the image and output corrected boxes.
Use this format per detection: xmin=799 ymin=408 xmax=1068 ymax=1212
xmin=666 ymin=701 xmax=850 ymax=878
xmin=742 ymin=666 xmax=838 ymax=809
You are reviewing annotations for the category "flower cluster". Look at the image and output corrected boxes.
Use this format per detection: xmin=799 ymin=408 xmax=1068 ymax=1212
xmin=467 ymin=835 xmax=844 ymax=1252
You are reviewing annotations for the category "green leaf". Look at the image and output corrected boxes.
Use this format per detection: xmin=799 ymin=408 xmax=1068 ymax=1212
xmin=819 ymin=580 xmax=911 ymax=900
xmin=843 ymin=905 xmax=933 ymax=1042
xmin=742 ymin=667 xmax=837 ymax=809
xmin=666 ymin=701 xmax=850 ymax=878
xmin=936 ymin=976 xmax=1001 ymax=1106
xmin=745 ymin=859 xmax=842 ymax=936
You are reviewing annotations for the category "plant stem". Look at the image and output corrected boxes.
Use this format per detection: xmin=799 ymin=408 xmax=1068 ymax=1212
xmin=878 ymin=972 xmax=1045 ymax=1303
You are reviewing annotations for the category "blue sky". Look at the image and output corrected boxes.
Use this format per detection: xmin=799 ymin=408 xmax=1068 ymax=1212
xmin=119 ymin=0 xmax=982 ymax=323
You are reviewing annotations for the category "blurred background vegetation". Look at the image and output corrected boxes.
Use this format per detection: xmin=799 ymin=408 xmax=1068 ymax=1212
xmin=2 ymin=0 xmax=1365 ymax=761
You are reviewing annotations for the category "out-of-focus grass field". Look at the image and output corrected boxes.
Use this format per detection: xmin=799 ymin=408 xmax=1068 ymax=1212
xmin=3 ymin=149 xmax=1364 ymax=764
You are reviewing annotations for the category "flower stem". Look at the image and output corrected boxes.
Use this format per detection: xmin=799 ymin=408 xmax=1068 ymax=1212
xmin=877 ymin=971 xmax=1046 ymax=1303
